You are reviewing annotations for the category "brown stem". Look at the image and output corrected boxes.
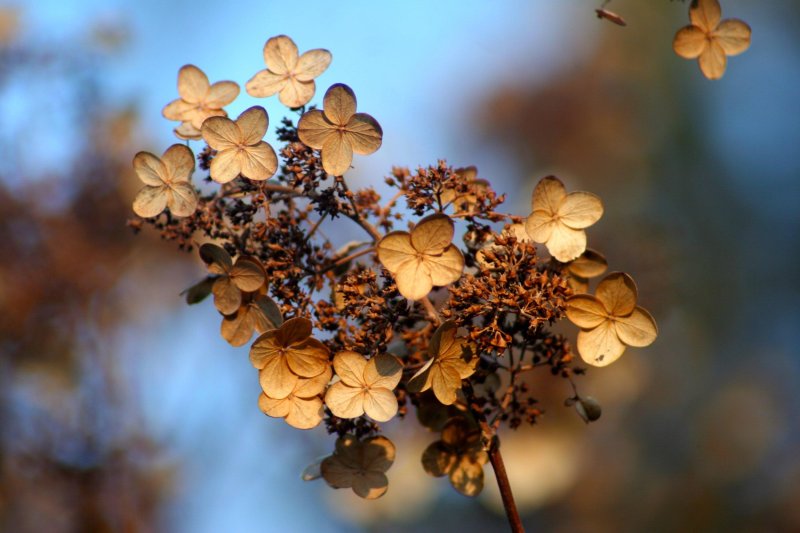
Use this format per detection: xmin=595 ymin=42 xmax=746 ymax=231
xmin=488 ymin=438 xmax=525 ymax=533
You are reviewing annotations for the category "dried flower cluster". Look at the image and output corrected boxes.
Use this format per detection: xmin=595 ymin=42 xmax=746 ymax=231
xmin=130 ymin=34 xmax=658 ymax=505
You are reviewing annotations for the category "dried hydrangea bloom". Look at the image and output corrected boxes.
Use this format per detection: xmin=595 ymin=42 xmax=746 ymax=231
xmin=566 ymin=272 xmax=657 ymax=367
xmin=162 ymin=64 xmax=240 ymax=139
xmin=297 ymin=83 xmax=382 ymax=176
xmin=321 ymin=435 xmax=396 ymax=499
xmin=201 ymin=106 xmax=278 ymax=183
xmin=132 ymin=144 xmax=198 ymax=218
xmin=250 ymin=317 xmax=330 ymax=399
xmin=421 ymin=417 xmax=488 ymax=497
xmin=440 ymin=166 xmax=489 ymax=214
xmin=246 ymin=35 xmax=332 ymax=108
xmin=376 ymin=214 xmax=464 ymax=301
xmin=407 ymin=321 xmax=477 ymax=405
xmin=324 ymin=352 xmax=403 ymax=422
xmin=524 ymin=176 xmax=603 ymax=263
xmin=220 ymin=294 xmax=282 ymax=347
xmin=673 ymin=0 xmax=751 ymax=80
xmin=566 ymin=248 xmax=608 ymax=294
xmin=258 ymin=365 xmax=331 ymax=429
xmin=199 ymin=244 xmax=266 ymax=315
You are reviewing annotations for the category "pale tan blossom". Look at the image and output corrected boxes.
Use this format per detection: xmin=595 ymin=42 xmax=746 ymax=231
xmin=325 ymin=352 xmax=403 ymax=422
xmin=524 ymin=176 xmax=603 ymax=262
xmin=321 ymin=435 xmax=396 ymax=499
xmin=201 ymin=106 xmax=278 ymax=183
xmin=566 ymin=272 xmax=657 ymax=367
xmin=297 ymin=84 xmax=382 ymax=176
xmin=673 ymin=0 xmax=751 ymax=80
xmin=162 ymin=64 xmax=239 ymax=139
xmin=250 ymin=317 xmax=330 ymax=399
xmin=132 ymin=144 xmax=198 ymax=218
xmin=566 ymin=248 xmax=608 ymax=293
xmin=421 ymin=417 xmax=487 ymax=497
xmin=258 ymin=365 xmax=331 ymax=429
xmin=199 ymin=243 xmax=266 ymax=315
xmin=220 ymin=294 xmax=282 ymax=347
xmin=407 ymin=321 xmax=477 ymax=405
xmin=246 ymin=35 xmax=331 ymax=108
xmin=376 ymin=214 xmax=464 ymax=301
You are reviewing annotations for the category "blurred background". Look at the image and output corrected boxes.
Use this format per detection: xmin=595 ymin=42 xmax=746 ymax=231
xmin=1 ymin=0 xmax=798 ymax=531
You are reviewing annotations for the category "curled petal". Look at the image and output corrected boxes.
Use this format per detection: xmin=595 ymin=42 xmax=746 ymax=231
xmin=246 ymin=70 xmax=287 ymax=98
xmin=714 ymin=19 xmax=751 ymax=56
xmin=133 ymin=186 xmax=167 ymax=218
xmin=577 ymin=322 xmax=626 ymax=367
xmin=614 ymin=306 xmax=658 ymax=347
xmin=295 ymin=49 xmax=332 ymax=82
xmin=673 ymin=25 xmax=708 ymax=59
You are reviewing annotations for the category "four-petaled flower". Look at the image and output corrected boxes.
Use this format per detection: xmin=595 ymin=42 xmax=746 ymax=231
xmin=162 ymin=64 xmax=239 ymax=140
xmin=566 ymin=272 xmax=658 ymax=367
xmin=421 ymin=417 xmax=488 ymax=497
xmin=297 ymin=83 xmax=382 ymax=176
xmin=132 ymin=144 xmax=199 ymax=218
xmin=246 ymin=35 xmax=332 ymax=108
xmin=199 ymin=243 xmax=266 ymax=315
xmin=258 ymin=365 xmax=331 ymax=429
xmin=407 ymin=321 xmax=477 ymax=405
xmin=524 ymin=176 xmax=603 ymax=263
xmin=201 ymin=106 xmax=278 ymax=183
xmin=376 ymin=214 xmax=464 ymax=301
xmin=325 ymin=351 xmax=403 ymax=422
xmin=221 ymin=294 xmax=282 ymax=347
xmin=673 ymin=0 xmax=751 ymax=80
xmin=320 ymin=435 xmax=396 ymax=499
xmin=250 ymin=317 xmax=330 ymax=398
xmin=566 ymin=248 xmax=608 ymax=294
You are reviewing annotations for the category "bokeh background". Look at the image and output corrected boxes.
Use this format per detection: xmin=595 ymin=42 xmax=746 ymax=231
xmin=1 ymin=0 xmax=798 ymax=531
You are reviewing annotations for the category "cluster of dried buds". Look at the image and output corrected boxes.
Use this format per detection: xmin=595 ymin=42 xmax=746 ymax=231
xmin=130 ymin=34 xmax=657 ymax=499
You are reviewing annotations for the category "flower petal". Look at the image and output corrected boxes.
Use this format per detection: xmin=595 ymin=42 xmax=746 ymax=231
xmin=364 ymin=353 xmax=403 ymax=390
xmin=595 ymin=272 xmax=637 ymax=316
xmin=614 ymin=306 xmax=658 ymax=347
xmin=132 ymin=186 xmax=167 ymax=218
xmin=238 ymin=142 xmax=278 ymax=181
xmin=558 ymin=191 xmax=603 ymax=229
xmin=531 ymin=175 xmax=565 ymax=213
xmin=426 ymin=245 xmax=464 ymax=287
xmin=245 ymin=70 xmax=287 ymax=98
xmin=202 ymin=116 xmax=239 ymax=150
xmin=209 ymin=148 xmax=241 ymax=184
xmin=324 ymin=381 xmax=365 ymax=418
xmin=411 ymin=214 xmax=455 ymax=255
xmin=566 ymin=295 xmax=607 ymax=329
xmin=167 ymin=182 xmax=198 ymax=217
xmin=673 ymin=25 xmax=708 ymax=59
xmin=714 ymin=19 xmax=751 ymax=56
xmin=236 ymin=106 xmax=269 ymax=145
xmin=345 ymin=113 xmax=382 ymax=155
xmin=577 ymin=321 xmax=626 ymax=367
xmin=332 ymin=350 xmax=368 ymax=386
xmin=297 ymin=109 xmax=333 ymax=149
xmin=177 ymin=64 xmax=209 ymax=104
xmin=132 ymin=151 xmax=166 ymax=186
xmin=698 ymin=39 xmax=727 ymax=80
xmin=205 ymin=81 xmax=239 ymax=109
xmin=263 ymin=35 xmax=298 ymax=75
xmin=295 ymin=49 xmax=332 ymax=81
xmin=323 ymin=83 xmax=356 ymax=125
xmin=279 ymin=78 xmax=315 ymax=108
xmin=689 ymin=0 xmax=721 ymax=33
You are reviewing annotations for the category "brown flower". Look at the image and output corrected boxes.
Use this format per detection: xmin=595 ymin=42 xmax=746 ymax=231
xmin=297 ymin=84 xmax=382 ymax=176
xmin=421 ymin=417 xmax=487 ymax=497
xmin=566 ymin=272 xmax=657 ymax=367
xmin=201 ymin=106 xmax=278 ymax=183
xmin=376 ymin=214 xmax=464 ymax=301
xmin=199 ymin=243 xmax=266 ymax=315
xmin=246 ymin=35 xmax=332 ymax=108
xmin=258 ymin=365 xmax=331 ymax=429
xmin=673 ymin=0 xmax=751 ymax=80
xmin=324 ymin=352 xmax=403 ymax=422
xmin=250 ymin=317 xmax=330 ymax=398
xmin=320 ymin=435 xmax=396 ymax=499
xmin=132 ymin=144 xmax=198 ymax=218
xmin=162 ymin=64 xmax=239 ymax=139
xmin=407 ymin=321 xmax=477 ymax=405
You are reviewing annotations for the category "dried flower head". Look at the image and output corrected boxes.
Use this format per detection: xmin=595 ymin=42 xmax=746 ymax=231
xmin=221 ymin=294 xmax=282 ymax=347
xmin=246 ymin=35 xmax=332 ymax=108
xmin=320 ymin=435 xmax=396 ymax=499
xmin=132 ymin=144 xmax=198 ymax=218
xmin=673 ymin=0 xmax=751 ymax=80
xmin=199 ymin=244 xmax=266 ymax=315
xmin=421 ymin=417 xmax=487 ymax=497
xmin=297 ymin=83 xmax=382 ymax=176
xmin=201 ymin=106 xmax=278 ymax=183
xmin=524 ymin=176 xmax=603 ymax=263
xmin=566 ymin=272 xmax=657 ymax=367
xmin=566 ymin=248 xmax=608 ymax=293
xmin=250 ymin=317 xmax=331 ymax=398
xmin=259 ymin=365 xmax=331 ymax=429
xmin=325 ymin=352 xmax=403 ymax=422
xmin=162 ymin=64 xmax=239 ymax=139
xmin=407 ymin=321 xmax=477 ymax=405
xmin=376 ymin=214 xmax=464 ymax=301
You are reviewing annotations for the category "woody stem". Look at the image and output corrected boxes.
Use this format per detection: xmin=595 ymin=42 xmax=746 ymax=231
xmin=488 ymin=437 xmax=525 ymax=533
